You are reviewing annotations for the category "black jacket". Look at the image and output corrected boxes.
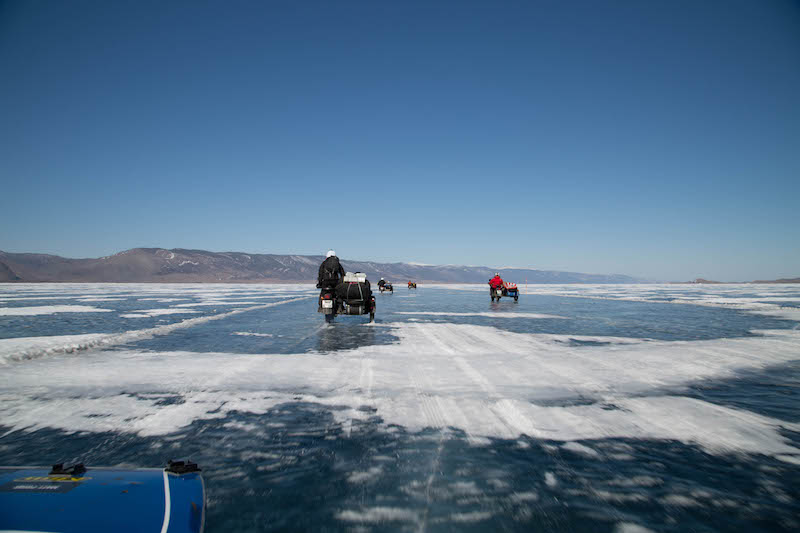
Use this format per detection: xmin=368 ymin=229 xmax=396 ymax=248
xmin=317 ymin=256 xmax=345 ymax=288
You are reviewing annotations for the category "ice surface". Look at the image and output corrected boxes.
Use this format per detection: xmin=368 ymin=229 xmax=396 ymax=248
xmin=0 ymin=296 xmax=80 ymax=301
xmin=0 ymin=296 xmax=310 ymax=365
xmin=2 ymin=320 xmax=799 ymax=459
xmin=2 ymin=283 xmax=799 ymax=472
xmin=426 ymin=283 xmax=800 ymax=323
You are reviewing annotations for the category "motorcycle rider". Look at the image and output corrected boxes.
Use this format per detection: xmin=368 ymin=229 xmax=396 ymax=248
xmin=378 ymin=278 xmax=386 ymax=290
xmin=488 ymin=272 xmax=504 ymax=296
xmin=317 ymin=250 xmax=345 ymax=291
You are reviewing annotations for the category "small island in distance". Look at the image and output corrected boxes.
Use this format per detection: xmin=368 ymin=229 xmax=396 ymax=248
xmin=672 ymin=278 xmax=800 ymax=284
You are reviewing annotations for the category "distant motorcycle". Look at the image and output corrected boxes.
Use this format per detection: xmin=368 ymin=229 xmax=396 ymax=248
xmin=408 ymin=282 xmax=417 ymax=289
xmin=490 ymin=282 xmax=519 ymax=302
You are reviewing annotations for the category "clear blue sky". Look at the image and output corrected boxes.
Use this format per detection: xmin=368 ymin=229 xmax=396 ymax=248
xmin=1 ymin=0 xmax=798 ymax=281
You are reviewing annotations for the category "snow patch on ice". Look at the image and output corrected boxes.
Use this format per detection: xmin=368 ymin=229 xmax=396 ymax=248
xmin=561 ymin=442 xmax=600 ymax=457
xmin=336 ymin=507 xmax=418 ymax=523
xmin=510 ymin=491 xmax=539 ymax=502
xmin=120 ymin=308 xmax=200 ymax=318
xmin=449 ymin=510 xmax=493 ymax=522
xmin=775 ymin=454 xmax=800 ymax=465
xmin=347 ymin=467 xmax=382 ymax=483
xmin=450 ymin=481 xmax=480 ymax=495
xmin=614 ymin=524 xmax=656 ymax=533
xmin=592 ymin=489 xmax=648 ymax=503
xmin=607 ymin=476 xmax=663 ymax=487
xmin=395 ymin=311 xmax=567 ymax=319
xmin=174 ymin=301 xmax=260 ymax=307
xmin=659 ymin=494 xmax=700 ymax=507
xmin=0 ymin=305 xmax=112 ymax=316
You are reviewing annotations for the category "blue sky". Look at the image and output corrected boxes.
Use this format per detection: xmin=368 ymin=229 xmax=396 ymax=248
xmin=1 ymin=0 xmax=798 ymax=281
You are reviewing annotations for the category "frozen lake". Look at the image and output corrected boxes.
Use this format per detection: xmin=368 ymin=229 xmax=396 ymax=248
xmin=1 ymin=282 xmax=799 ymax=532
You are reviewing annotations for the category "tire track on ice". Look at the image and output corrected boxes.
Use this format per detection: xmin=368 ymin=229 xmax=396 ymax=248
xmin=407 ymin=325 xmax=448 ymax=533
xmin=416 ymin=322 xmax=624 ymax=441
xmin=382 ymin=324 xmax=449 ymax=533
xmin=406 ymin=365 xmax=447 ymax=430
xmin=415 ymin=322 xmax=524 ymax=439
xmin=408 ymin=323 xmax=484 ymax=436
xmin=358 ymin=356 xmax=374 ymax=399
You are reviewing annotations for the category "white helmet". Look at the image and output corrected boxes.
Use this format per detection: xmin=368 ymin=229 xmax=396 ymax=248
xmin=326 ymin=250 xmax=336 ymax=258
xmin=381 ymin=277 xmax=384 ymax=280
xmin=495 ymin=272 xmax=499 ymax=276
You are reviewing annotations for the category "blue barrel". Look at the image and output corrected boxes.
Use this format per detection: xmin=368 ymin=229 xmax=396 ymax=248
xmin=0 ymin=463 xmax=205 ymax=533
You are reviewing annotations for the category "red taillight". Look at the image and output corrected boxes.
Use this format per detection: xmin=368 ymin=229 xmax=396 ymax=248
xmin=323 ymin=294 xmax=332 ymax=299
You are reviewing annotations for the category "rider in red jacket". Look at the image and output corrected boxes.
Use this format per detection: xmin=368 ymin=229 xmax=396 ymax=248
xmin=488 ymin=273 xmax=504 ymax=289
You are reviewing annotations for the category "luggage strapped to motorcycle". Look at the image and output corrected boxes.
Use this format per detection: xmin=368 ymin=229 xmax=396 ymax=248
xmin=343 ymin=272 xmax=367 ymax=283
xmin=349 ymin=282 xmax=364 ymax=302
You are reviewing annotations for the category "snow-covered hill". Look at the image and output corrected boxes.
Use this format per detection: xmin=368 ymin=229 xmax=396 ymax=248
xmin=0 ymin=248 xmax=642 ymax=283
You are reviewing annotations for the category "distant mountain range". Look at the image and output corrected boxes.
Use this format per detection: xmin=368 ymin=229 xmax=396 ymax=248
xmin=673 ymin=277 xmax=800 ymax=284
xmin=0 ymin=248 xmax=643 ymax=284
